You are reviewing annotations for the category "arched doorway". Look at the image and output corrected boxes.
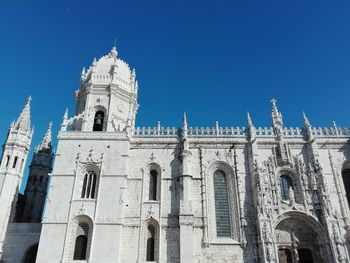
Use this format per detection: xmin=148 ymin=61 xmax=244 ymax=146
xmin=274 ymin=216 xmax=326 ymax=263
xmin=24 ymin=244 xmax=38 ymax=263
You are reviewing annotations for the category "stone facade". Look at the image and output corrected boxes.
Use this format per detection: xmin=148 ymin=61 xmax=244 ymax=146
xmin=1 ymin=47 xmax=350 ymax=262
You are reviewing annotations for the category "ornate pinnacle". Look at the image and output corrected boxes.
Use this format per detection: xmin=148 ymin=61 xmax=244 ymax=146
xmin=15 ymin=96 xmax=32 ymax=131
xmin=302 ymin=112 xmax=314 ymax=141
xmin=247 ymin=112 xmax=253 ymax=127
xmin=271 ymin=98 xmax=283 ymax=131
xmin=303 ymin=112 xmax=311 ymax=127
xmin=183 ymin=112 xmax=188 ymax=137
xmin=38 ymin=121 xmax=52 ymax=151
xmin=271 ymin=98 xmax=278 ymax=114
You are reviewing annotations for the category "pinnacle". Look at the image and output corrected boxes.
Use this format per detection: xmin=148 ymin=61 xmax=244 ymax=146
xmin=38 ymin=122 xmax=52 ymax=151
xmin=14 ymin=96 xmax=32 ymax=131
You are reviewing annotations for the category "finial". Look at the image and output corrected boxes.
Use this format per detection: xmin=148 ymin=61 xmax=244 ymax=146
xmin=92 ymin=57 xmax=97 ymax=66
xmin=27 ymin=96 xmax=32 ymax=105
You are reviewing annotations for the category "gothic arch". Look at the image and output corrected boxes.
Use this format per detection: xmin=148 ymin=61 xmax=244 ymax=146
xmin=65 ymin=215 xmax=94 ymax=261
xmin=206 ymin=161 xmax=240 ymax=241
xmin=144 ymin=218 xmax=160 ymax=262
xmin=273 ymin=211 xmax=329 ymax=263
xmin=144 ymin=162 xmax=162 ymax=202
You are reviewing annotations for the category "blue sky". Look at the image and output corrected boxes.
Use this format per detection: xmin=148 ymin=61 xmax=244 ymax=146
xmin=1 ymin=0 xmax=350 ymax=191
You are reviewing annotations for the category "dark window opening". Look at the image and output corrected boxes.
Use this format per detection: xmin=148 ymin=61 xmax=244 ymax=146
xmin=93 ymin=111 xmax=104 ymax=131
xmin=146 ymin=225 xmax=155 ymax=261
xmin=73 ymin=235 xmax=88 ymax=260
xmin=81 ymin=171 xmax=97 ymax=199
xmin=342 ymin=169 xmax=350 ymax=208
xmin=298 ymin=248 xmax=314 ymax=263
xmin=149 ymin=170 xmax=158 ymax=201
xmin=13 ymin=156 xmax=18 ymax=168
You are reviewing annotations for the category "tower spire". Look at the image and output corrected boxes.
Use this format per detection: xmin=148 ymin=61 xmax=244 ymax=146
xmin=14 ymin=96 xmax=32 ymax=131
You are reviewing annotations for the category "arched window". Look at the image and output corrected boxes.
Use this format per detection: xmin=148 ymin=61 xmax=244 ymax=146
xmin=145 ymin=221 xmax=159 ymax=262
xmin=24 ymin=244 xmax=38 ymax=263
xmin=213 ymin=170 xmax=231 ymax=237
xmin=81 ymin=171 xmax=97 ymax=199
xmin=280 ymin=175 xmax=293 ymax=201
xmin=146 ymin=225 xmax=155 ymax=261
xmin=342 ymin=169 xmax=350 ymax=208
xmin=93 ymin=111 xmax=104 ymax=131
xmin=149 ymin=170 xmax=158 ymax=201
xmin=73 ymin=222 xmax=89 ymax=260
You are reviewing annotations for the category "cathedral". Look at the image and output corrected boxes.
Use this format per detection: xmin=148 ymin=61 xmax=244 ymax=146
xmin=1 ymin=46 xmax=350 ymax=263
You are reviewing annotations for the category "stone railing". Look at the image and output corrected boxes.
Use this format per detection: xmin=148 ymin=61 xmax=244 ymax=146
xmin=133 ymin=124 xmax=350 ymax=138
xmin=133 ymin=126 xmax=179 ymax=136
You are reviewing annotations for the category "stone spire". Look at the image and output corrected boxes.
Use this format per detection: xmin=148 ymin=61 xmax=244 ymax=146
xmin=271 ymin=98 xmax=283 ymax=138
xmin=14 ymin=96 xmax=32 ymax=131
xmin=38 ymin=122 xmax=52 ymax=151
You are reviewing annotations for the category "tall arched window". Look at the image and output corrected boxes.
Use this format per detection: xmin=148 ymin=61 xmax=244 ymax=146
xmin=342 ymin=169 xmax=350 ymax=208
xmin=81 ymin=171 xmax=97 ymax=199
xmin=93 ymin=111 xmax=104 ymax=131
xmin=146 ymin=225 xmax=155 ymax=261
xmin=149 ymin=170 xmax=158 ymax=201
xmin=280 ymin=175 xmax=293 ymax=201
xmin=73 ymin=223 xmax=89 ymax=260
xmin=213 ymin=170 xmax=231 ymax=237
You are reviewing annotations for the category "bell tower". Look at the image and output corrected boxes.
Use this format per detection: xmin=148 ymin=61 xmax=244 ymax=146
xmin=0 ymin=97 xmax=33 ymax=254
xmin=71 ymin=46 xmax=139 ymax=133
